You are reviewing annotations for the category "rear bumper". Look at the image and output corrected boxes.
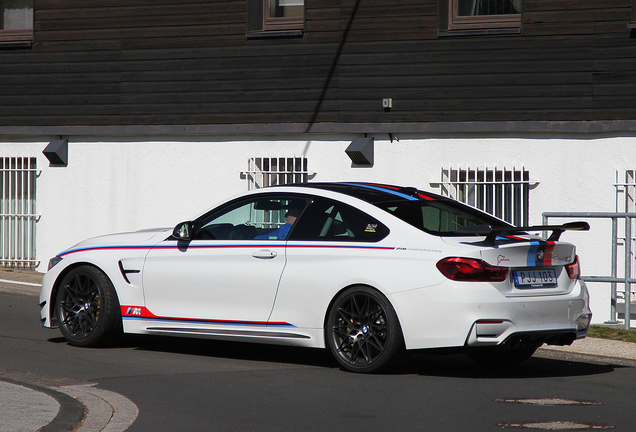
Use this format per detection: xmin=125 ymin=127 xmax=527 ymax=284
xmin=391 ymin=278 xmax=591 ymax=351
xmin=466 ymin=324 xmax=589 ymax=351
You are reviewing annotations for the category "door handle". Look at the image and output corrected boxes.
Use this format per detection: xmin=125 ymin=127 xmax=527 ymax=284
xmin=252 ymin=250 xmax=278 ymax=259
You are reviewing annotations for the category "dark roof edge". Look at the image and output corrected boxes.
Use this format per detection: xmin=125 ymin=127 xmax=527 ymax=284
xmin=1 ymin=120 xmax=635 ymax=139
xmin=293 ymin=182 xmax=446 ymax=202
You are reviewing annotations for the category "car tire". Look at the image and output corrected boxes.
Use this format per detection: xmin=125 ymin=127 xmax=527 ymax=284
xmin=56 ymin=265 xmax=122 ymax=347
xmin=466 ymin=346 xmax=537 ymax=367
xmin=326 ymin=286 xmax=405 ymax=373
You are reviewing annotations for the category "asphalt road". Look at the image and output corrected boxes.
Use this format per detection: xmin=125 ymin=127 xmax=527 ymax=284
xmin=2 ymin=288 xmax=636 ymax=432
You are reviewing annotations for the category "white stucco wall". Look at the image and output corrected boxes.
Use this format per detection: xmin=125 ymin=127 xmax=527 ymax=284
xmin=3 ymin=133 xmax=633 ymax=324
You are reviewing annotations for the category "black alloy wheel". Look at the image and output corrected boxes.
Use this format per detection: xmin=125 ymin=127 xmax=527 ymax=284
xmin=56 ymin=265 xmax=121 ymax=347
xmin=326 ymin=286 xmax=404 ymax=373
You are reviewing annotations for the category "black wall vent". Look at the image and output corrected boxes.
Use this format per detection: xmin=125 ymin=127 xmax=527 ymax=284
xmin=43 ymin=140 xmax=68 ymax=166
xmin=345 ymin=137 xmax=374 ymax=166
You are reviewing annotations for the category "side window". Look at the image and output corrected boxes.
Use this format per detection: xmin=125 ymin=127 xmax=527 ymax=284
xmin=290 ymin=197 xmax=389 ymax=242
xmin=246 ymin=0 xmax=304 ymax=35
xmin=0 ymin=0 xmax=33 ymax=47
xmin=440 ymin=0 xmax=521 ymax=33
xmin=193 ymin=195 xmax=310 ymax=240
xmin=264 ymin=0 xmax=304 ymax=30
xmin=421 ymin=203 xmax=483 ymax=233
xmin=380 ymin=200 xmax=510 ymax=236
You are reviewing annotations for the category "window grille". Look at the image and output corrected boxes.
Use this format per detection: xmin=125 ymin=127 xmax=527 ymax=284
xmin=433 ymin=166 xmax=535 ymax=226
xmin=0 ymin=157 xmax=39 ymax=268
xmin=243 ymin=156 xmax=311 ymax=190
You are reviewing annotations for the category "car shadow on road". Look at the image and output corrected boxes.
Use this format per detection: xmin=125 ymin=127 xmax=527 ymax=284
xmin=48 ymin=334 xmax=620 ymax=378
xmin=119 ymin=334 xmax=341 ymax=369
xmin=128 ymin=334 xmax=620 ymax=378
xmin=402 ymin=350 xmax=620 ymax=379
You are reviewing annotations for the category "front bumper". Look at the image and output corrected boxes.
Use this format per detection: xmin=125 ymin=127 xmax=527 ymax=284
xmin=39 ymin=263 xmax=65 ymax=328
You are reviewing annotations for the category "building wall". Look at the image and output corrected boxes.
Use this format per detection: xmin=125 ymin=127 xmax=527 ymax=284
xmin=4 ymin=132 xmax=632 ymax=323
xmin=2 ymin=1 xmax=634 ymax=128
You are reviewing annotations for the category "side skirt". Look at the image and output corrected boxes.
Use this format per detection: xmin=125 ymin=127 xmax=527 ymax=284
xmin=146 ymin=326 xmax=310 ymax=339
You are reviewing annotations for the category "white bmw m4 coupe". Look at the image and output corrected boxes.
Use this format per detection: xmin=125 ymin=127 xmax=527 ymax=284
xmin=40 ymin=182 xmax=591 ymax=373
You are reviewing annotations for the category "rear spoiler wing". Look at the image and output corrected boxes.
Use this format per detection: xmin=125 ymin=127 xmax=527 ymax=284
xmin=456 ymin=221 xmax=590 ymax=243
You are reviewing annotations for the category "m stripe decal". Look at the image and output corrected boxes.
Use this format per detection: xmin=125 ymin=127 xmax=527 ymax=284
xmin=526 ymin=240 xmax=555 ymax=267
xmin=121 ymin=306 xmax=294 ymax=327
xmin=59 ymin=243 xmax=396 ymax=257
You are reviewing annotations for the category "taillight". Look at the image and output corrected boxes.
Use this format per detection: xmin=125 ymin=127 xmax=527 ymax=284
xmin=566 ymin=255 xmax=581 ymax=279
xmin=436 ymin=257 xmax=509 ymax=282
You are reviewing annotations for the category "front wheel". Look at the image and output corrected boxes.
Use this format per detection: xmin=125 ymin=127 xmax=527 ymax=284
xmin=55 ymin=265 xmax=122 ymax=347
xmin=326 ymin=286 xmax=405 ymax=373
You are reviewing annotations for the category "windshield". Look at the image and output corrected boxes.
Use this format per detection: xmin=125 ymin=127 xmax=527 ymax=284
xmin=375 ymin=199 xmax=512 ymax=236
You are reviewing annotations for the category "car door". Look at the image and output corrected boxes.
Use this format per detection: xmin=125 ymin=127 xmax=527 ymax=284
xmin=142 ymin=194 xmax=310 ymax=323
xmin=269 ymin=196 xmax=392 ymax=328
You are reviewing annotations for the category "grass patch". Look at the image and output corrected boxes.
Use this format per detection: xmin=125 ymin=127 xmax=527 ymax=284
xmin=588 ymin=325 xmax=636 ymax=343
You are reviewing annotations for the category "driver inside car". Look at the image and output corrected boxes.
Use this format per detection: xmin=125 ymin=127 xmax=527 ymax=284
xmin=254 ymin=208 xmax=300 ymax=240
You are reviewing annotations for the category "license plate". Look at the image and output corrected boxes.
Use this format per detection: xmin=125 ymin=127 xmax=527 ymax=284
xmin=513 ymin=269 xmax=557 ymax=288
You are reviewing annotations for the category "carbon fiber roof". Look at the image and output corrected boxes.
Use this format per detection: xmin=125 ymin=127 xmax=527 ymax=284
xmin=289 ymin=182 xmax=446 ymax=204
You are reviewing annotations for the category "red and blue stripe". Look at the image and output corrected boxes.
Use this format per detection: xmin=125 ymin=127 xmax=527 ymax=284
xmin=526 ymin=240 xmax=556 ymax=267
xmin=121 ymin=306 xmax=295 ymax=328
xmin=58 ymin=243 xmax=396 ymax=257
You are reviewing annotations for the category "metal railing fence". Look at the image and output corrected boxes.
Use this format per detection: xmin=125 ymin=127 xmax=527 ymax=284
xmin=543 ymin=211 xmax=636 ymax=330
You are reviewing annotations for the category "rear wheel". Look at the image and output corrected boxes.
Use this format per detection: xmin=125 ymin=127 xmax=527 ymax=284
xmin=56 ymin=265 xmax=122 ymax=347
xmin=326 ymin=286 xmax=404 ymax=373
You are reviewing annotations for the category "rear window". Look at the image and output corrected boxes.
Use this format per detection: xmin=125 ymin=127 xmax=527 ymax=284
xmin=376 ymin=199 xmax=511 ymax=236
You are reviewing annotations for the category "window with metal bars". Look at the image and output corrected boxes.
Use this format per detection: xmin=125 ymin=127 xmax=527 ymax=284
xmin=433 ymin=166 xmax=534 ymax=227
xmin=0 ymin=157 xmax=38 ymax=268
xmin=243 ymin=156 xmax=311 ymax=190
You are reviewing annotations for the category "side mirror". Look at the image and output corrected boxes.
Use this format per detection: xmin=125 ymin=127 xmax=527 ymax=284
xmin=172 ymin=221 xmax=194 ymax=241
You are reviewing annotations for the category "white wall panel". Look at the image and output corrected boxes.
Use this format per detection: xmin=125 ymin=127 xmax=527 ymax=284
xmin=3 ymin=134 xmax=633 ymax=324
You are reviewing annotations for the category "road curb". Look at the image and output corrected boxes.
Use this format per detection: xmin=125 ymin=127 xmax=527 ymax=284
xmin=536 ymin=347 xmax=636 ymax=367
xmin=56 ymin=383 xmax=140 ymax=432
xmin=1 ymin=378 xmax=86 ymax=432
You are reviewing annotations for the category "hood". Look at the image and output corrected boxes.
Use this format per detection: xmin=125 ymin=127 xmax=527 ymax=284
xmin=59 ymin=227 xmax=171 ymax=256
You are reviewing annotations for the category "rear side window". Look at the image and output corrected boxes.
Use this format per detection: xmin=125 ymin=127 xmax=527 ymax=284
xmin=290 ymin=197 xmax=389 ymax=242
xmin=377 ymin=200 xmax=510 ymax=236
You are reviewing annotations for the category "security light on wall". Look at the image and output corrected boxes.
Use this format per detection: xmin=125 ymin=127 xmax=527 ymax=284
xmin=43 ymin=139 xmax=68 ymax=166
xmin=346 ymin=137 xmax=374 ymax=166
